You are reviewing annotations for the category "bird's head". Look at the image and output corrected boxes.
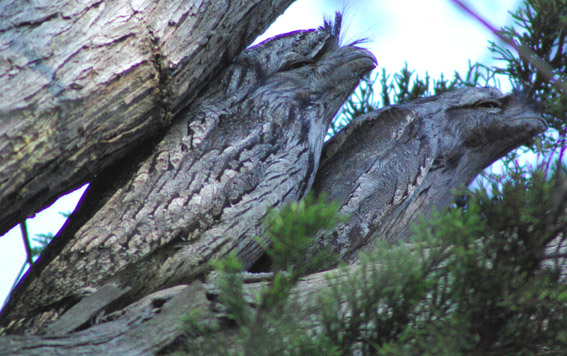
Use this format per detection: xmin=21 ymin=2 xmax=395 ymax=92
xmin=407 ymin=86 xmax=548 ymax=170
xmin=222 ymin=13 xmax=376 ymax=144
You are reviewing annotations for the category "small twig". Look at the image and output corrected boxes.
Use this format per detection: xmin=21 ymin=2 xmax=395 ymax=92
xmin=2 ymin=263 xmax=27 ymax=309
xmin=2 ymin=220 xmax=36 ymax=307
xmin=20 ymin=220 xmax=33 ymax=267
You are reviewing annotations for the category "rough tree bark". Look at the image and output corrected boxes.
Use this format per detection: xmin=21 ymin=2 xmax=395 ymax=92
xmin=0 ymin=1 xmax=550 ymax=354
xmin=0 ymin=14 xmax=376 ymax=335
xmin=0 ymin=270 xmax=347 ymax=356
xmin=0 ymin=0 xmax=294 ymax=236
xmin=2 ymin=278 xmax=314 ymax=356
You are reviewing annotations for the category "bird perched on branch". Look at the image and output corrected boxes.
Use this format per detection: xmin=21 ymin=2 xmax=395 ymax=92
xmin=312 ymin=87 xmax=548 ymax=261
xmin=0 ymin=13 xmax=376 ymax=335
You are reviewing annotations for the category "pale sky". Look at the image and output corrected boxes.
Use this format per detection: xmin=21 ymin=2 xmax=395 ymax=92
xmin=0 ymin=0 xmax=521 ymax=307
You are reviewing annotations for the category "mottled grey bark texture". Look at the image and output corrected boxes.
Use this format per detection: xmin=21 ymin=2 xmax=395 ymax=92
xmin=0 ymin=268 xmax=355 ymax=356
xmin=0 ymin=15 xmax=376 ymax=335
xmin=312 ymin=87 xmax=548 ymax=261
xmin=0 ymin=0 xmax=294 ymax=236
xmin=0 ymin=282 xmax=210 ymax=356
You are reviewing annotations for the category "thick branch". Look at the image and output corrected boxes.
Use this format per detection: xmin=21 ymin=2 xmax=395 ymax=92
xmin=0 ymin=282 xmax=210 ymax=356
xmin=0 ymin=267 xmax=360 ymax=356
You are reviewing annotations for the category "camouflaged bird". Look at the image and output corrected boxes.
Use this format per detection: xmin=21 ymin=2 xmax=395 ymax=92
xmin=0 ymin=13 xmax=376 ymax=334
xmin=312 ymin=87 xmax=547 ymax=261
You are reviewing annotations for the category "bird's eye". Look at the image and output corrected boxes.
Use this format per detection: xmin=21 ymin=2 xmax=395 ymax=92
xmin=285 ymin=60 xmax=312 ymax=70
xmin=473 ymin=99 xmax=501 ymax=109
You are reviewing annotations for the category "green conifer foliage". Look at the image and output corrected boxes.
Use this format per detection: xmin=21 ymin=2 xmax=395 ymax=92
xmin=489 ymin=0 xmax=567 ymax=139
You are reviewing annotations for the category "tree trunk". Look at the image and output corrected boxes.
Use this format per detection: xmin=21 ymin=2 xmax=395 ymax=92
xmin=0 ymin=0 xmax=294 ymax=236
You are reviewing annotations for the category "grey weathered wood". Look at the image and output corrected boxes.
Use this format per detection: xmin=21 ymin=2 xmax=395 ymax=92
xmin=0 ymin=0 xmax=294 ymax=236
xmin=0 ymin=15 xmax=376 ymax=335
xmin=0 ymin=266 xmax=361 ymax=356
xmin=44 ymin=284 xmax=131 ymax=336
xmin=312 ymin=87 xmax=548 ymax=261
xmin=0 ymin=282 xmax=208 ymax=356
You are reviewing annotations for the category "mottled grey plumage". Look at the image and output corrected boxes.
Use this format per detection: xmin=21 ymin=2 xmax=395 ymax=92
xmin=0 ymin=14 xmax=375 ymax=334
xmin=312 ymin=87 xmax=547 ymax=261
